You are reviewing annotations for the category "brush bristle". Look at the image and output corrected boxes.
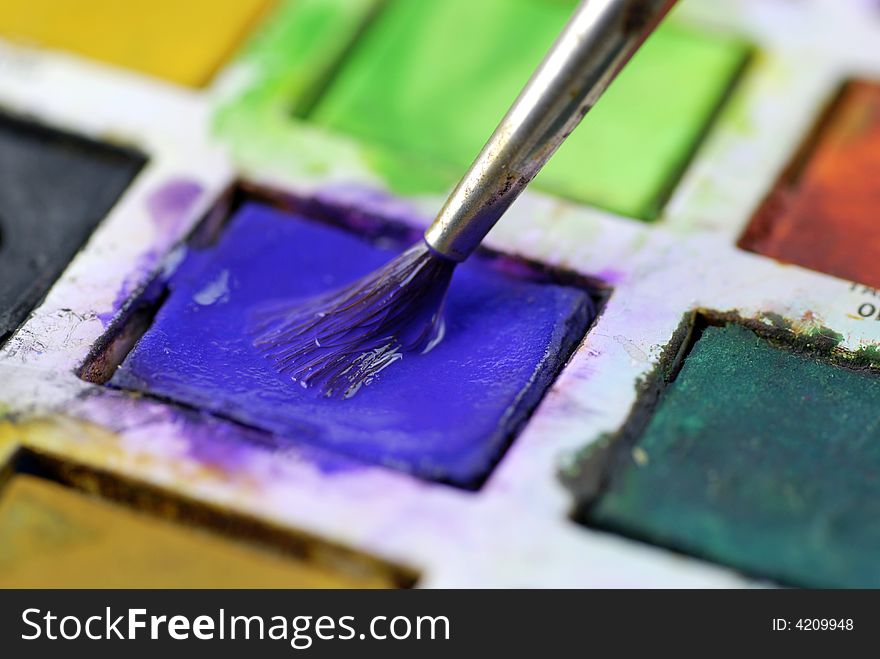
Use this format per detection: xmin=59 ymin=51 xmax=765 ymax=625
xmin=250 ymin=240 xmax=456 ymax=399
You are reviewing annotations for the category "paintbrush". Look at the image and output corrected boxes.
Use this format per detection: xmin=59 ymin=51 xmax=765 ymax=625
xmin=252 ymin=0 xmax=677 ymax=398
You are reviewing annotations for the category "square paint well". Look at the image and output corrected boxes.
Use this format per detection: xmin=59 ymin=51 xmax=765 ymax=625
xmin=739 ymin=80 xmax=880 ymax=288
xmin=310 ymin=0 xmax=750 ymax=220
xmin=582 ymin=322 xmax=880 ymax=588
xmin=111 ymin=202 xmax=595 ymax=488
xmin=0 ymin=473 xmax=395 ymax=587
xmin=0 ymin=112 xmax=145 ymax=341
xmin=0 ymin=0 xmax=272 ymax=87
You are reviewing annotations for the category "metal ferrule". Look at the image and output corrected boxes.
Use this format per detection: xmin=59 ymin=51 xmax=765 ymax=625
xmin=424 ymin=0 xmax=676 ymax=262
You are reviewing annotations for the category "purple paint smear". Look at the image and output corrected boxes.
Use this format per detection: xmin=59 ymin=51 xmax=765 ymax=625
xmin=146 ymin=179 xmax=204 ymax=233
xmin=74 ymin=391 xmax=363 ymax=477
xmin=111 ymin=203 xmax=594 ymax=487
xmin=178 ymin=409 xmax=364 ymax=476
xmin=100 ymin=179 xmax=203 ymax=326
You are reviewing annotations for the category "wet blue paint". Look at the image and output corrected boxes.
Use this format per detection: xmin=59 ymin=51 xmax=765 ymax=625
xmin=112 ymin=202 xmax=594 ymax=487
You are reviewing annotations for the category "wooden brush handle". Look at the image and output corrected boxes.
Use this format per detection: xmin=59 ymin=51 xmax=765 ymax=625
xmin=424 ymin=0 xmax=677 ymax=262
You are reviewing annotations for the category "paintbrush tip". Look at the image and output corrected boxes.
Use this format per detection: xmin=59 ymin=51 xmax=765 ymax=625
xmin=250 ymin=240 xmax=457 ymax=399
